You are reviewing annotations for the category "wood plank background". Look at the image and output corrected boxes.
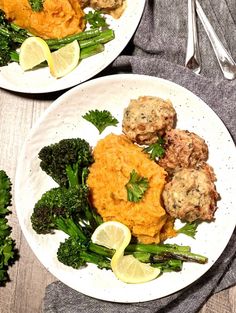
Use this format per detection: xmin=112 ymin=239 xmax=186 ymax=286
xmin=0 ymin=88 xmax=235 ymax=313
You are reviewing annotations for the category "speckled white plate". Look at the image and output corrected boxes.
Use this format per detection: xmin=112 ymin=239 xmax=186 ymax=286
xmin=15 ymin=74 xmax=236 ymax=302
xmin=0 ymin=1 xmax=145 ymax=94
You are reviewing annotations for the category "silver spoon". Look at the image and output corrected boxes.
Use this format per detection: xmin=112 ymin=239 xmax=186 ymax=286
xmin=185 ymin=0 xmax=201 ymax=74
xmin=196 ymin=0 xmax=236 ymax=80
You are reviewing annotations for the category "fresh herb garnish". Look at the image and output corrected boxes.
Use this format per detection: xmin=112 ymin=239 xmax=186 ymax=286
xmin=82 ymin=109 xmax=119 ymax=134
xmin=143 ymin=137 xmax=165 ymax=160
xmin=125 ymin=170 xmax=149 ymax=202
xmin=177 ymin=221 xmax=199 ymax=239
xmin=85 ymin=10 xmax=109 ymax=29
xmin=0 ymin=170 xmax=17 ymax=285
xmin=28 ymin=0 xmax=44 ymax=12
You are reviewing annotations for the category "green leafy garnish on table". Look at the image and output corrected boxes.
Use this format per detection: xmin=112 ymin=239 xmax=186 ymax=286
xmin=143 ymin=137 xmax=165 ymax=160
xmin=82 ymin=109 xmax=119 ymax=134
xmin=177 ymin=221 xmax=199 ymax=239
xmin=125 ymin=170 xmax=149 ymax=202
xmin=85 ymin=10 xmax=109 ymax=29
xmin=0 ymin=170 xmax=17 ymax=285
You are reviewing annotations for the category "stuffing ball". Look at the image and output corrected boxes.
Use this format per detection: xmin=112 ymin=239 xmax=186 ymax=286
xmin=162 ymin=167 xmax=219 ymax=222
xmin=159 ymin=129 xmax=208 ymax=173
xmin=122 ymin=96 xmax=176 ymax=145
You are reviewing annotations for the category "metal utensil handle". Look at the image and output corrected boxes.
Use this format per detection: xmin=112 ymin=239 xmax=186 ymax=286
xmin=196 ymin=0 xmax=236 ymax=80
xmin=185 ymin=0 xmax=201 ymax=73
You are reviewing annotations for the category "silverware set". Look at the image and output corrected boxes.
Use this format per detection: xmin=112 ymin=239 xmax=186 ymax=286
xmin=185 ymin=0 xmax=236 ymax=80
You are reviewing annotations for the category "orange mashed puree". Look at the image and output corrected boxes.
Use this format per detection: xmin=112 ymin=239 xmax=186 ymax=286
xmin=0 ymin=0 xmax=85 ymax=39
xmin=87 ymin=134 xmax=176 ymax=244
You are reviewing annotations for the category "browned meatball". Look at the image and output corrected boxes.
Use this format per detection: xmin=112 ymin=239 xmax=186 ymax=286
xmin=122 ymin=96 xmax=177 ymax=145
xmin=159 ymin=129 xmax=208 ymax=173
xmin=162 ymin=167 xmax=219 ymax=222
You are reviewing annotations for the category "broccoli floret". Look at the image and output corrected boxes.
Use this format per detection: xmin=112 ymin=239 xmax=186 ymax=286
xmin=57 ymin=237 xmax=111 ymax=269
xmin=31 ymin=186 xmax=91 ymax=235
xmin=38 ymin=138 xmax=94 ymax=188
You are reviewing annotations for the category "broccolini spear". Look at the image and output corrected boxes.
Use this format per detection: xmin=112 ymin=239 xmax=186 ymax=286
xmin=38 ymin=138 xmax=94 ymax=188
xmin=57 ymin=237 xmax=111 ymax=269
xmin=0 ymin=170 xmax=17 ymax=285
xmin=125 ymin=243 xmax=208 ymax=264
xmin=0 ymin=10 xmax=29 ymax=66
xmin=30 ymin=186 xmax=95 ymax=235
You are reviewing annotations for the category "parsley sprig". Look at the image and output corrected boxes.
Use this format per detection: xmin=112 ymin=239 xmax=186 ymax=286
xmin=82 ymin=109 xmax=119 ymax=134
xmin=143 ymin=137 xmax=165 ymax=160
xmin=28 ymin=0 xmax=44 ymax=12
xmin=125 ymin=170 xmax=149 ymax=202
xmin=85 ymin=10 xmax=109 ymax=29
xmin=177 ymin=222 xmax=199 ymax=239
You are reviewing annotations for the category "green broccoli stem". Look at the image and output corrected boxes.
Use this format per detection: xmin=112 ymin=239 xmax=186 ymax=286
xmin=79 ymin=29 xmax=114 ymax=49
xmin=55 ymin=217 xmax=87 ymax=241
xmin=0 ymin=27 xmax=27 ymax=44
xmin=80 ymin=44 xmax=104 ymax=59
xmin=65 ymin=164 xmax=79 ymax=188
xmin=10 ymin=51 xmax=19 ymax=63
xmin=126 ymin=243 xmax=208 ymax=264
xmin=80 ymin=251 xmax=111 ymax=269
xmin=151 ymin=259 xmax=183 ymax=272
xmin=88 ymin=242 xmax=114 ymax=258
xmin=45 ymin=29 xmax=101 ymax=47
xmin=126 ymin=243 xmax=191 ymax=254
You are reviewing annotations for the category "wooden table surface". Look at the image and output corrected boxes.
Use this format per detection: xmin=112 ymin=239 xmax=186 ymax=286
xmin=0 ymin=87 xmax=235 ymax=313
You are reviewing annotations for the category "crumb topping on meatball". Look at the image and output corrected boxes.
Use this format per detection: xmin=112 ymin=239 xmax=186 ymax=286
xmin=159 ymin=129 xmax=208 ymax=173
xmin=162 ymin=167 xmax=219 ymax=222
xmin=122 ymin=96 xmax=176 ymax=145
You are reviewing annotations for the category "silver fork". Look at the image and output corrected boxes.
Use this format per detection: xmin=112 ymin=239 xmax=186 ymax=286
xmin=196 ymin=0 xmax=236 ymax=80
xmin=185 ymin=0 xmax=201 ymax=74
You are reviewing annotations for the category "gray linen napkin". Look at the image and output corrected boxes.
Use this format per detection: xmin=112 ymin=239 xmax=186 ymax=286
xmin=43 ymin=1 xmax=236 ymax=312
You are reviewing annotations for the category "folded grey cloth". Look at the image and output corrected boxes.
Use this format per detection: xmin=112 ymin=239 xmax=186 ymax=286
xmin=43 ymin=1 xmax=236 ymax=312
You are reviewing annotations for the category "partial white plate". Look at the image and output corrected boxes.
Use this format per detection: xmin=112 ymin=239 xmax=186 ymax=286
xmin=15 ymin=74 xmax=236 ymax=302
xmin=0 ymin=1 xmax=145 ymax=94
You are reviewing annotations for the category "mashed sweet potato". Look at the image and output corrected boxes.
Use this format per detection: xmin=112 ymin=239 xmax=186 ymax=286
xmin=0 ymin=0 xmax=85 ymax=39
xmin=87 ymin=134 xmax=176 ymax=244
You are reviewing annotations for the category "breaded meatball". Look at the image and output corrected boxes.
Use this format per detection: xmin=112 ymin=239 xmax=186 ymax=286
xmin=162 ymin=167 xmax=219 ymax=222
xmin=159 ymin=129 xmax=208 ymax=173
xmin=122 ymin=96 xmax=177 ymax=145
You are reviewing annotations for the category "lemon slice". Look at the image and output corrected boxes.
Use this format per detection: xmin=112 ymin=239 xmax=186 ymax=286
xmin=19 ymin=36 xmax=52 ymax=71
xmin=19 ymin=37 xmax=80 ymax=78
xmin=91 ymin=221 xmax=131 ymax=251
xmin=91 ymin=221 xmax=160 ymax=284
xmin=111 ymin=255 xmax=161 ymax=284
xmin=50 ymin=40 xmax=80 ymax=78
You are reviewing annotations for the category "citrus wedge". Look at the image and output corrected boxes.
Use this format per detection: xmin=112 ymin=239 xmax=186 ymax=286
xmin=111 ymin=254 xmax=161 ymax=284
xmin=19 ymin=36 xmax=52 ymax=71
xmin=50 ymin=40 xmax=80 ymax=78
xmin=91 ymin=221 xmax=131 ymax=251
xmin=19 ymin=37 xmax=80 ymax=78
xmin=91 ymin=221 xmax=160 ymax=284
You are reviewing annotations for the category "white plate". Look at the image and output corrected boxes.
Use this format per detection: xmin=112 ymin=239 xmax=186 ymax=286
xmin=0 ymin=1 xmax=145 ymax=94
xmin=15 ymin=74 xmax=236 ymax=302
